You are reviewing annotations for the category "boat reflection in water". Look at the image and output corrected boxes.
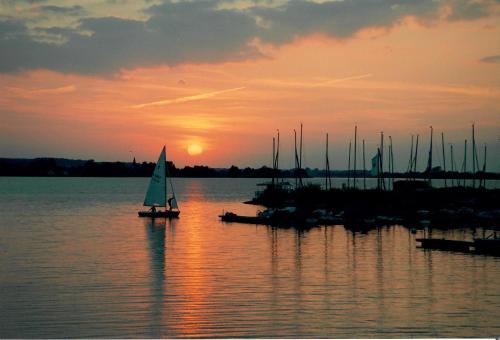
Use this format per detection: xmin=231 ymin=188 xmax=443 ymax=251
xmin=145 ymin=218 xmax=166 ymax=337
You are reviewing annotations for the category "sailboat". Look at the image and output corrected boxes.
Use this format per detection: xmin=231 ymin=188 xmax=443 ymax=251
xmin=138 ymin=146 xmax=180 ymax=218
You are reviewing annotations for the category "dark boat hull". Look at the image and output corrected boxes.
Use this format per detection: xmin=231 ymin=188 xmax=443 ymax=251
xmin=138 ymin=210 xmax=180 ymax=218
xmin=219 ymin=212 xmax=318 ymax=228
xmin=220 ymin=213 xmax=267 ymax=224
xmin=473 ymin=238 xmax=500 ymax=255
xmin=416 ymin=238 xmax=472 ymax=252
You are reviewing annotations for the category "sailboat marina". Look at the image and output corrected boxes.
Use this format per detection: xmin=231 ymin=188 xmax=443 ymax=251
xmin=221 ymin=124 xmax=500 ymax=255
xmin=134 ymin=125 xmax=498 ymax=251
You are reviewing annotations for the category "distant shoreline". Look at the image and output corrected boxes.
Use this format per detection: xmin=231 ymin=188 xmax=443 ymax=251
xmin=1 ymin=157 xmax=499 ymax=179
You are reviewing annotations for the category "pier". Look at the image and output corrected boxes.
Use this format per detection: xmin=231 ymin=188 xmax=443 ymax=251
xmin=416 ymin=238 xmax=472 ymax=252
xmin=416 ymin=235 xmax=500 ymax=255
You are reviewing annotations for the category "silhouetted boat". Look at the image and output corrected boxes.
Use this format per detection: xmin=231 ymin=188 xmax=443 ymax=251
xmin=416 ymin=238 xmax=472 ymax=252
xmin=473 ymin=233 xmax=500 ymax=255
xmin=138 ymin=146 xmax=180 ymax=218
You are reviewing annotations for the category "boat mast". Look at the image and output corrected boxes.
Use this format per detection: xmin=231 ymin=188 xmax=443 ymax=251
xmin=407 ymin=135 xmax=414 ymax=179
xmin=376 ymin=147 xmax=379 ymax=190
xmin=481 ymin=143 xmax=487 ymax=188
xmin=294 ymin=129 xmax=298 ymax=188
xmin=325 ymin=133 xmax=331 ymax=190
xmin=164 ymin=146 xmax=167 ymax=208
xmin=441 ymin=132 xmax=447 ymax=188
xmin=389 ymin=136 xmax=394 ymax=190
xmin=353 ymin=125 xmax=357 ymax=190
xmin=347 ymin=141 xmax=351 ymax=189
xmin=427 ymin=126 xmax=433 ymax=184
xmin=276 ymin=129 xmax=280 ymax=183
xmin=462 ymin=139 xmax=467 ymax=187
xmin=293 ymin=129 xmax=298 ymax=189
xmin=362 ymin=139 xmax=366 ymax=190
xmin=472 ymin=123 xmax=476 ymax=188
xmin=475 ymin=131 xmax=480 ymax=182
xmin=413 ymin=134 xmax=419 ymax=180
xmin=299 ymin=123 xmax=303 ymax=187
xmin=272 ymin=137 xmax=276 ymax=186
xmin=388 ymin=138 xmax=392 ymax=190
xmin=450 ymin=144 xmax=455 ymax=187
xmin=380 ymin=132 xmax=385 ymax=190
xmin=325 ymin=133 xmax=328 ymax=190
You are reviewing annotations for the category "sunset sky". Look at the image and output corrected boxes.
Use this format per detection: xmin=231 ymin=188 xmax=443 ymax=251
xmin=1 ymin=0 xmax=499 ymax=171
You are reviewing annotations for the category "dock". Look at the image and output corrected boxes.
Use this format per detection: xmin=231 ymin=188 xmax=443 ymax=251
xmin=219 ymin=212 xmax=322 ymax=228
xmin=417 ymin=237 xmax=500 ymax=255
xmin=473 ymin=238 xmax=500 ymax=255
xmin=220 ymin=212 xmax=268 ymax=225
xmin=416 ymin=238 xmax=472 ymax=252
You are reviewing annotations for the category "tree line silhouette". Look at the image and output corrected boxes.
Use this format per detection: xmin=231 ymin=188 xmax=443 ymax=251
xmin=1 ymin=157 xmax=498 ymax=179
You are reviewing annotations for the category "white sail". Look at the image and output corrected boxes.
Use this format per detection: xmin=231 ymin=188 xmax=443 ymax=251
xmin=170 ymin=197 xmax=178 ymax=209
xmin=371 ymin=153 xmax=379 ymax=176
xmin=144 ymin=146 xmax=166 ymax=207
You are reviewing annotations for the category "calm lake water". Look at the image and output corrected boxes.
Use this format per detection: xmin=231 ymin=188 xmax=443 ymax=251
xmin=1 ymin=177 xmax=499 ymax=338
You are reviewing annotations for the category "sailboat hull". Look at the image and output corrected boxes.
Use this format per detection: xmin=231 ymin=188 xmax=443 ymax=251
xmin=138 ymin=210 xmax=180 ymax=218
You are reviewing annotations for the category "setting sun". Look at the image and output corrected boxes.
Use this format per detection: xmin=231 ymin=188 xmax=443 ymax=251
xmin=187 ymin=144 xmax=203 ymax=156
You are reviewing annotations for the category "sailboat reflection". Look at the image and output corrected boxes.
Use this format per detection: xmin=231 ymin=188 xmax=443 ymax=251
xmin=144 ymin=217 xmax=176 ymax=337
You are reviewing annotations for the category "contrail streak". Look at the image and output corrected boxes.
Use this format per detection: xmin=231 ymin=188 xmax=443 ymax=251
xmin=131 ymin=87 xmax=245 ymax=109
xmin=322 ymin=73 xmax=373 ymax=85
xmin=250 ymin=73 xmax=373 ymax=88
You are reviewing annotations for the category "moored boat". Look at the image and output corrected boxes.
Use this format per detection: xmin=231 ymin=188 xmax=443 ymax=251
xmin=473 ymin=233 xmax=500 ymax=255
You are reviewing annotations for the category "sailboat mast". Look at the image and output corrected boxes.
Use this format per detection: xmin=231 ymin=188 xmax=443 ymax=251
xmin=347 ymin=141 xmax=351 ymax=189
xmin=463 ymin=139 xmax=467 ymax=187
xmin=353 ymin=125 xmax=357 ymax=189
xmin=294 ymin=130 xmax=298 ymax=188
xmin=167 ymin=145 xmax=168 ymax=210
xmin=276 ymin=129 xmax=280 ymax=183
xmin=325 ymin=133 xmax=330 ymax=190
xmin=363 ymin=139 xmax=366 ymax=190
xmin=325 ymin=133 xmax=328 ymax=190
xmin=427 ymin=126 xmax=433 ymax=184
xmin=272 ymin=137 xmax=276 ymax=185
xmin=376 ymin=148 xmax=380 ymax=190
xmin=472 ymin=123 xmax=476 ymax=188
xmin=482 ymin=143 xmax=487 ymax=188
xmin=388 ymin=139 xmax=392 ymax=190
xmin=483 ymin=143 xmax=487 ymax=172
xmin=299 ymin=123 xmax=303 ymax=187
xmin=475 ymin=132 xmax=480 ymax=179
xmin=380 ymin=132 xmax=385 ymax=190
xmin=389 ymin=136 xmax=394 ymax=190
xmin=450 ymin=144 xmax=455 ymax=187
xmin=413 ymin=134 xmax=419 ymax=180
xmin=407 ymin=135 xmax=414 ymax=177
xmin=441 ymin=132 xmax=447 ymax=187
